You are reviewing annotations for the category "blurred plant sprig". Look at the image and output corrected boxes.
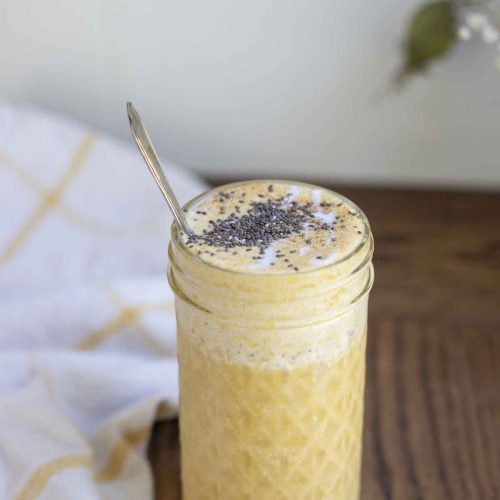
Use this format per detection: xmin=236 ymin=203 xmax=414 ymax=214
xmin=396 ymin=0 xmax=457 ymax=87
xmin=397 ymin=0 xmax=500 ymax=87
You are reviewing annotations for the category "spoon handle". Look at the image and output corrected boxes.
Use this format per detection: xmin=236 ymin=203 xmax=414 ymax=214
xmin=127 ymin=102 xmax=192 ymax=235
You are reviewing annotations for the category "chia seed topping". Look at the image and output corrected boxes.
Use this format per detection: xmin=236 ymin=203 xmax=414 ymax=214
xmin=186 ymin=198 xmax=320 ymax=252
xmin=182 ymin=181 xmax=366 ymax=273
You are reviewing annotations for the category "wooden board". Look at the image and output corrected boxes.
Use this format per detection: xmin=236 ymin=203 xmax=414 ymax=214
xmin=148 ymin=186 xmax=500 ymax=499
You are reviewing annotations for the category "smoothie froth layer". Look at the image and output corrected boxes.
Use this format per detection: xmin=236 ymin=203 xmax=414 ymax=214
xmin=182 ymin=180 xmax=367 ymax=273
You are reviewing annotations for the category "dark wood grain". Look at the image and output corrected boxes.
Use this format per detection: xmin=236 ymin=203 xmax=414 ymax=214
xmin=149 ymin=185 xmax=500 ymax=500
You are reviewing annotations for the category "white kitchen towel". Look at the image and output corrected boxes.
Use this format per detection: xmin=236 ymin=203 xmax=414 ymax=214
xmin=0 ymin=101 xmax=208 ymax=499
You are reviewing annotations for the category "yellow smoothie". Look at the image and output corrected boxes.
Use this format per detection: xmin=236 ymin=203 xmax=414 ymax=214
xmin=169 ymin=181 xmax=374 ymax=499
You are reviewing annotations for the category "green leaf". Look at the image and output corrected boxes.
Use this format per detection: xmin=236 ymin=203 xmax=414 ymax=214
xmin=396 ymin=1 xmax=457 ymax=87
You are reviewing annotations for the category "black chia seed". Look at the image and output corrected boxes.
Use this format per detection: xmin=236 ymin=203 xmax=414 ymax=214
xmin=187 ymin=198 xmax=314 ymax=251
xmin=185 ymin=193 xmax=348 ymax=269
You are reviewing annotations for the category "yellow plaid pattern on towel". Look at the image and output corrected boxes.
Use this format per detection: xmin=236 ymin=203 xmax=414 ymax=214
xmin=0 ymin=134 xmax=95 ymax=266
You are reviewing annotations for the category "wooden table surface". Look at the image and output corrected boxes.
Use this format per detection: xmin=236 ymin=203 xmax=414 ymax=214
xmin=149 ymin=186 xmax=500 ymax=500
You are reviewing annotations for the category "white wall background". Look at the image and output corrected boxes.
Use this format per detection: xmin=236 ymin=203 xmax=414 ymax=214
xmin=1 ymin=0 xmax=499 ymax=189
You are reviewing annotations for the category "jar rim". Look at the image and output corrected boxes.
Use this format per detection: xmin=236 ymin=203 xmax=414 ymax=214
xmin=172 ymin=179 xmax=373 ymax=278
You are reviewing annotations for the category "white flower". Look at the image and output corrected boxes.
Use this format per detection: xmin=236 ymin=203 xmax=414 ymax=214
xmin=458 ymin=26 xmax=472 ymax=41
xmin=466 ymin=12 xmax=487 ymax=30
xmin=482 ymin=25 xmax=499 ymax=43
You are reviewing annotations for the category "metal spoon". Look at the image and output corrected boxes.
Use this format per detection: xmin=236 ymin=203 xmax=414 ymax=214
xmin=127 ymin=102 xmax=192 ymax=235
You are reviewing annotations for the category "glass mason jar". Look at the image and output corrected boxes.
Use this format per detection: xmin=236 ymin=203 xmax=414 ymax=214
xmin=168 ymin=182 xmax=374 ymax=500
